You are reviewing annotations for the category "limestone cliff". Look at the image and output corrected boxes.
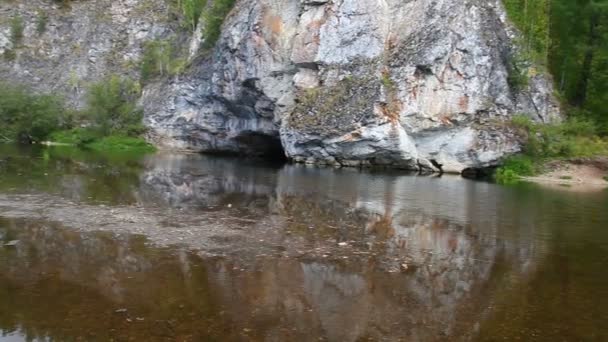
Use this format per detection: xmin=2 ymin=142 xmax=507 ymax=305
xmin=0 ymin=0 xmax=560 ymax=173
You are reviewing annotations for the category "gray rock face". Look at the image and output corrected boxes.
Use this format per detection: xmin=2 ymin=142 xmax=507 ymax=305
xmin=0 ymin=0 xmax=561 ymax=173
xmin=143 ymin=0 xmax=560 ymax=173
xmin=0 ymin=0 xmax=174 ymax=107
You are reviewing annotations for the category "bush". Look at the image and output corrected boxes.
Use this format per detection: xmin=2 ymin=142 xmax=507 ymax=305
xmin=49 ymin=128 xmax=98 ymax=146
xmin=86 ymin=135 xmax=155 ymax=152
xmin=86 ymin=76 xmax=146 ymax=137
xmin=181 ymin=0 xmax=207 ymax=32
xmin=140 ymin=39 xmax=187 ymax=82
xmin=36 ymin=11 xmax=48 ymax=35
xmin=202 ymin=0 xmax=236 ymax=49
xmin=496 ymin=115 xmax=608 ymax=182
xmin=510 ymin=115 xmax=607 ymax=159
xmin=10 ymin=16 xmax=24 ymax=46
xmin=0 ymin=83 xmax=71 ymax=143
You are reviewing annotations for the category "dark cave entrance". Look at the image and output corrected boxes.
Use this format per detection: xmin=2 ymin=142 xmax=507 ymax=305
xmin=233 ymin=131 xmax=287 ymax=162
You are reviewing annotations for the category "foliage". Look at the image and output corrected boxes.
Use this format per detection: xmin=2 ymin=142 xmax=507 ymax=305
xmin=507 ymin=49 xmax=530 ymax=92
xmin=36 ymin=11 xmax=48 ymax=35
xmin=510 ymin=115 xmax=608 ymax=159
xmin=10 ymin=15 xmax=24 ymax=46
xmin=140 ymin=39 xmax=187 ymax=82
xmin=86 ymin=135 xmax=155 ymax=152
xmin=181 ymin=0 xmax=207 ymax=32
xmin=49 ymin=128 xmax=98 ymax=146
xmin=380 ymin=72 xmax=395 ymax=90
xmin=0 ymin=83 xmax=71 ymax=143
xmin=495 ymin=155 xmax=537 ymax=183
xmin=3 ymin=49 xmax=16 ymax=61
xmin=503 ymin=0 xmax=551 ymax=66
xmin=0 ymin=74 xmax=152 ymax=153
xmin=201 ymin=0 xmax=236 ymax=49
xmin=50 ymin=128 xmax=156 ymax=152
xmin=549 ymin=0 xmax=608 ymax=133
xmin=495 ymin=115 xmax=608 ymax=182
xmin=86 ymin=75 xmax=146 ymax=137
xmin=503 ymin=0 xmax=608 ymax=135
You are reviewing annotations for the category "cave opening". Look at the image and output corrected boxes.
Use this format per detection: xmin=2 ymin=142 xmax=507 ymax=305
xmin=233 ymin=131 xmax=287 ymax=162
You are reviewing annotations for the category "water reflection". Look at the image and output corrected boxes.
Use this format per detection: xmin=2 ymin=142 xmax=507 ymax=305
xmin=0 ymin=146 xmax=607 ymax=341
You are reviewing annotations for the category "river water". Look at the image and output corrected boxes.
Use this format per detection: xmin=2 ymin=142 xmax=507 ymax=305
xmin=0 ymin=145 xmax=607 ymax=341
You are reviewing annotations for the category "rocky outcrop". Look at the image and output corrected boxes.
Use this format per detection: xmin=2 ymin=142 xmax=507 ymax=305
xmin=143 ymin=0 xmax=560 ymax=173
xmin=0 ymin=0 xmax=175 ymax=107
xmin=0 ymin=0 xmax=561 ymax=172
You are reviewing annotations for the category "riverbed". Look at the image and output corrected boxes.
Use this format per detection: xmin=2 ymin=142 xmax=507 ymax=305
xmin=1 ymin=145 xmax=607 ymax=341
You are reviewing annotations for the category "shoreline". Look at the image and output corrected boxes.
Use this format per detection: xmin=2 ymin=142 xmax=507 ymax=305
xmin=522 ymin=158 xmax=608 ymax=190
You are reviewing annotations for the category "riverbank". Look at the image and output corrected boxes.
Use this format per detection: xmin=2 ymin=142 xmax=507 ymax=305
xmin=521 ymin=158 xmax=608 ymax=190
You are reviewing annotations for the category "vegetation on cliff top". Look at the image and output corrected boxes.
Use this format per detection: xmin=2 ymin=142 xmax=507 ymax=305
xmin=173 ymin=0 xmax=236 ymax=48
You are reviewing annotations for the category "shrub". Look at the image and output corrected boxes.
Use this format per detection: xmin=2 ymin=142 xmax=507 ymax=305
xmin=140 ymin=39 xmax=188 ymax=82
xmin=3 ymin=49 xmax=16 ymax=61
xmin=182 ymin=0 xmax=207 ymax=32
xmin=10 ymin=16 xmax=24 ymax=46
xmin=495 ymin=168 xmax=520 ymax=184
xmin=510 ymin=115 xmax=607 ymax=159
xmin=49 ymin=128 xmax=98 ymax=146
xmin=507 ymin=51 xmax=530 ymax=92
xmin=0 ymin=83 xmax=70 ymax=143
xmin=86 ymin=76 xmax=146 ymax=137
xmin=86 ymin=135 xmax=155 ymax=152
xmin=202 ymin=0 xmax=236 ymax=49
xmin=496 ymin=115 xmax=608 ymax=182
xmin=36 ymin=11 xmax=48 ymax=35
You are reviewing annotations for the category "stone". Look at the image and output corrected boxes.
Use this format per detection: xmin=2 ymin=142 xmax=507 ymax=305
xmin=0 ymin=0 xmax=561 ymax=173
xmin=142 ymin=0 xmax=559 ymax=173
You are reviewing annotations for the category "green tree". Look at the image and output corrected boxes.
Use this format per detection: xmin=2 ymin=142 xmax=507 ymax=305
xmin=86 ymin=76 xmax=144 ymax=136
xmin=181 ymin=0 xmax=207 ymax=32
xmin=504 ymin=0 xmax=608 ymax=135
xmin=0 ymin=84 xmax=69 ymax=143
xmin=10 ymin=16 xmax=24 ymax=46
xmin=202 ymin=0 xmax=236 ymax=49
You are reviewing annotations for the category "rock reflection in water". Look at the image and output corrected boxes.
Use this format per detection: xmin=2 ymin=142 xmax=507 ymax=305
xmin=0 ymin=217 xmax=497 ymax=341
xmin=1 ymin=148 xmax=608 ymax=341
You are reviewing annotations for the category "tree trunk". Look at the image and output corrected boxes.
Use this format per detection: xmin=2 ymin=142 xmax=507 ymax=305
xmin=573 ymin=9 xmax=599 ymax=107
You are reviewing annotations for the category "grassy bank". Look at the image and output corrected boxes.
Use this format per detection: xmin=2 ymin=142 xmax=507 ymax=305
xmin=0 ymin=76 xmax=154 ymax=154
xmin=49 ymin=129 xmax=154 ymax=153
xmin=495 ymin=116 xmax=608 ymax=183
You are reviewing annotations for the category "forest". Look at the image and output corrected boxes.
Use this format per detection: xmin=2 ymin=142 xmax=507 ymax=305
xmin=504 ymin=0 xmax=608 ymax=134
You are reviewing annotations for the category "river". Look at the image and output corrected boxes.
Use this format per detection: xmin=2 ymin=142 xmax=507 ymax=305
xmin=0 ymin=145 xmax=607 ymax=341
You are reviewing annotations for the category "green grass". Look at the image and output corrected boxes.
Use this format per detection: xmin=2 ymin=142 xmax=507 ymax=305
xmin=86 ymin=135 xmax=155 ymax=152
xmin=495 ymin=115 xmax=608 ymax=183
xmin=49 ymin=128 xmax=97 ymax=145
xmin=49 ymin=129 xmax=154 ymax=153
xmin=495 ymin=155 xmax=537 ymax=183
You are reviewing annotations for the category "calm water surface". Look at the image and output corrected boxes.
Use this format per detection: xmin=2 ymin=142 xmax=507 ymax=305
xmin=0 ymin=145 xmax=607 ymax=341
